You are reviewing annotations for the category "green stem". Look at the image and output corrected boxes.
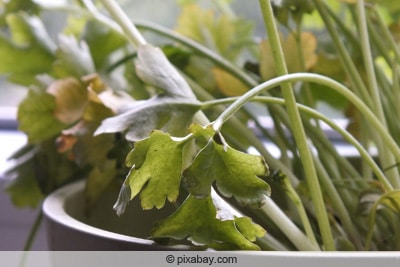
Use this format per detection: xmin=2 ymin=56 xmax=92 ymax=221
xmin=371 ymin=9 xmax=400 ymax=64
xmin=260 ymin=196 xmax=320 ymax=251
xmin=256 ymin=234 xmax=290 ymax=251
xmin=356 ymin=1 xmax=382 ymax=117
xmin=313 ymin=0 xmax=373 ymax=108
xmin=279 ymin=173 xmax=319 ymax=247
xmin=99 ymin=0 xmax=147 ymax=47
xmin=23 ymin=210 xmax=43 ymax=251
xmin=393 ymin=63 xmax=400 ymax=123
xmin=258 ymin=0 xmax=335 ymax=251
xmin=19 ymin=210 xmax=43 ymax=267
xmin=312 ymin=156 xmax=363 ymax=249
xmin=356 ymin=1 xmax=400 ymax=188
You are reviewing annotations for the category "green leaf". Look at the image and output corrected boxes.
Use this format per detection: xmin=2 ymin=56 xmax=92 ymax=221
xmin=52 ymin=35 xmax=95 ymax=78
xmin=5 ymin=139 xmax=83 ymax=207
xmin=5 ymin=152 xmax=44 ymax=208
xmin=184 ymin=56 xmax=218 ymax=94
xmin=136 ymin=44 xmax=197 ymax=99
xmin=184 ymin=124 xmax=270 ymax=207
xmin=151 ymin=195 xmax=265 ymax=250
xmin=0 ymin=0 xmax=39 ymax=25
xmin=162 ymin=45 xmax=191 ymax=70
xmin=119 ymin=130 xmax=186 ymax=210
xmin=18 ymin=88 xmax=66 ymax=143
xmin=94 ymin=96 xmax=201 ymax=141
xmin=83 ymin=20 xmax=127 ymax=68
xmin=0 ymin=13 xmax=55 ymax=85
xmin=85 ymin=160 xmax=118 ymax=210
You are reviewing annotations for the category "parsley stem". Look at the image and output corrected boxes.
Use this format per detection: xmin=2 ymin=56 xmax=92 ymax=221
xmin=99 ymin=0 xmax=147 ymax=47
xmin=259 ymin=0 xmax=335 ymax=250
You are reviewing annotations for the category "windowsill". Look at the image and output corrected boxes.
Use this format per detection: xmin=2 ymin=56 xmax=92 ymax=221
xmin=0 ymin=107 xmax=23 ymax=178
xmin=0 ymin=107 xmax=19 ymax=130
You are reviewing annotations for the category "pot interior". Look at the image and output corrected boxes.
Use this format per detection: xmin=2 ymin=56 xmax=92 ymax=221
xmin=63 ymin=184 xmax=178 ymax=239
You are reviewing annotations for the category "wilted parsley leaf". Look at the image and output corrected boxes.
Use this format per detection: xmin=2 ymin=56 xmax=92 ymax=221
xmin=136 ymin=44 xmax=197 ymax=99
xmin=94 ymin=96 xmax=200 ymax=141
xmin=46 ymin=77 xmax=89 ymax=124
xmin=151 ymin=195 xmax=265 ymax=250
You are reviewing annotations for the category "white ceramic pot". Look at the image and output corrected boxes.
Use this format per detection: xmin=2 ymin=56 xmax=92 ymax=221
xmin=42 ymin=179 xmax=190 ymax=251
xmin=42 ymin=180 xmax=400 ymax=266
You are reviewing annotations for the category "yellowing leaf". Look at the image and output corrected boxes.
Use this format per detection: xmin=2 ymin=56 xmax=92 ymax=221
xmin=286 ymin=32 xmax=318 ymax=71
xmin=56 ymin=134 xmax=77 ymax=154
xmin=259 ymin=39 xmax=276 ymax=81
xmin=212 ymin=67 xmax=249 ymax=96
xmin=389 ymin=22 xmax=400 ymax=44
xmin=83 ymin=73 xmax=108 ymax=95
xmin=175 ymin=4 xmax=255 ymax=61
xmin=260 ymin=32 xmax=318 ymax=80
xmin=175 ymin=4 xmax=213 ymax=43
xmin=46 ymin=77 xmax=88 ymax=124
xmin=151 ymin=195 xmax=265 ymax=250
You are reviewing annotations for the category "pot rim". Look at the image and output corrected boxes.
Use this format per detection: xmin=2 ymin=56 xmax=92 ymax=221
xmin=42 ymin=180 xmax=400 ymax=255
xmin=42 ymin=179 xmax=156 ymax=246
